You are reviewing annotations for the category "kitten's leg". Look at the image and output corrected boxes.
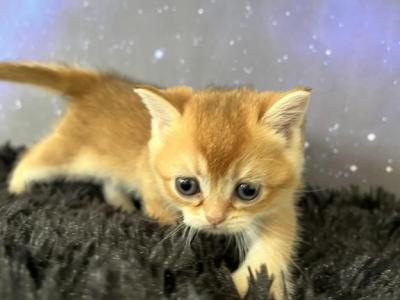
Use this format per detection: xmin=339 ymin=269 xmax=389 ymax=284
xmin=232 ymin=212 xmax=297 ymax=300
xmin=103 ymin=180 xmax=134 ymax=213
xmin=9 ymin=134 xmax=136 ymax=214
xmin=8 ymin=134 xmax=77 ymax=194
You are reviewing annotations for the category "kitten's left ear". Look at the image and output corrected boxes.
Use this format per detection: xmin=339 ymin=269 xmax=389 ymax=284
xmin=134 ymin=88 xmax=180 ymax=138
xmin=262 ymin=90 xmax=310 ymax=138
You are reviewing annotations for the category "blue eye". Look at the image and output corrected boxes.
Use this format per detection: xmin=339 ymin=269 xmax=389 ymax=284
xmin=175 ymin=177 xmax=200 ymax=196
xmin=235 ymin=183 xmax=260 ymax=201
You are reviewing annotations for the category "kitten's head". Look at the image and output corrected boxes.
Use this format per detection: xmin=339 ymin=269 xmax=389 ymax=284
xmin=135 ymin=86 xmax=310 ymax=234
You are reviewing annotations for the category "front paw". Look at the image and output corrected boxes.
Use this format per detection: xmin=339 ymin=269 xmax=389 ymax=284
xmin=8 ymin=174 xmax=29 ymax=195
xmin=232 ymin=268 xmax=250 ymax=298
xmin=232 ymin=265 xmax=285 ymax=300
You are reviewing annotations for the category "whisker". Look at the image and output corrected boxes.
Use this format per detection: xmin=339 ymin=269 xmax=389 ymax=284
xmin=288 ymin=258 xmax=303 ymax=275
xmin=184 ymin=226 xmax=198 ymax=250
xmin=158 ymin=223 xmax=185 ymax=245
xmin=224 ymin=234 xmax=233 ymax=253
xmin=182 ymin=226 xmax=189 ymax=249
xmin=234 ymin=234 xmax=241 ymax=262
xmin=234 ymin=231 xmax=251 ymax=264
xmin=152 ymin=224 xmax=186 ymax=252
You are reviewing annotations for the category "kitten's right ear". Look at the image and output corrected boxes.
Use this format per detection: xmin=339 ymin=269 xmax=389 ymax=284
xmin=134 ymin=88 xmax=181 ymax=138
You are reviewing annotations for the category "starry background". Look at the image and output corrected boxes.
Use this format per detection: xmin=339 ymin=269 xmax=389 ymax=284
xmin=0 ymin=0 xmax=398 ymax=194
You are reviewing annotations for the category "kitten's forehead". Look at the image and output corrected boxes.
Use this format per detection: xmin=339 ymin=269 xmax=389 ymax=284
xmin=187 ymin=89 xmax=260 ymax=178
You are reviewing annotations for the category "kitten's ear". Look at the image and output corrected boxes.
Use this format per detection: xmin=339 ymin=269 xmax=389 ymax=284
xmin=262 ymin=90 xmax=310 ymax=138
xmin=134 ymin=88 xmax=180 ymax=138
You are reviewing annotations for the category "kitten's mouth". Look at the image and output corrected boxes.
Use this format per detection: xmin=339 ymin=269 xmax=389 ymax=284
xmin=200 ymin=224 xmax=241 ymax=235
xmin=184 ymin=223 xmax=227 ymax=234
xmin=204 ymin=226 xmax=225 ymax=234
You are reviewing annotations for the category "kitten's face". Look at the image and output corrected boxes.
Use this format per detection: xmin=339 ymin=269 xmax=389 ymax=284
xmin=136 ymin=87 xmax=309 ymax=234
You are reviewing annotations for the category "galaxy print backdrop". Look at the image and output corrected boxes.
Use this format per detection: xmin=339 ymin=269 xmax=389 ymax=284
xmin=0 ymin=0 xmax=399 ymax=194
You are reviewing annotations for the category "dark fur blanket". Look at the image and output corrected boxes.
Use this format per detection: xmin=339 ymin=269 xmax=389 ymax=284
xmin=0 ymin=144 xmax=399 ymax=299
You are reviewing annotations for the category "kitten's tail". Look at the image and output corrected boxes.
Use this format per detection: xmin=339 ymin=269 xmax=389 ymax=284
xmin=0 ymin=61 xmax=101 ymax=96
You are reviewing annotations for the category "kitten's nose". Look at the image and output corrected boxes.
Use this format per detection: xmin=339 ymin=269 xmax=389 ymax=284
xmin=206 ymin=213 xmax=226 ymax=225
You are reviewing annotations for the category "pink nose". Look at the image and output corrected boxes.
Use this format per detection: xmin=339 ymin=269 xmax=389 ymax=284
xmin=206 ymin=214 xmax=226 ymax=225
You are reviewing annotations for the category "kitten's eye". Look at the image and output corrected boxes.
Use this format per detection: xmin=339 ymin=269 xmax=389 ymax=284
xmin=175 ymin=177 xmax=200 ymax=196
xmin=235 ymin=183 xmax=260 ymax=201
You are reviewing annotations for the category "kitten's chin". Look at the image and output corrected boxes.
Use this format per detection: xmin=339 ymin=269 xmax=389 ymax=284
xmin=187 ymin=223 xmax=244 ymax=235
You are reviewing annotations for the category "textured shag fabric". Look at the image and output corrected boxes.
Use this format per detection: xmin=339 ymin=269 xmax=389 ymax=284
xmin=0 ymin=144 xmax=399 ymax=300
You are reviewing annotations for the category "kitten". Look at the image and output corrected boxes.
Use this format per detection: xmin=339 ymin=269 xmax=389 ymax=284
xmin=1 ymin=62 xmax=310 ymax=299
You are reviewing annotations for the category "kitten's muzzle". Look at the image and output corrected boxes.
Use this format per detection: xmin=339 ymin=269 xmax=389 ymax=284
xmin=205 ymin=213 xmax=226 ymax=226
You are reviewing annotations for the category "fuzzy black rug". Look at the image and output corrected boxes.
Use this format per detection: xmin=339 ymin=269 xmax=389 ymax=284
xmin=0 ymin=144 xmax=399 ymax=300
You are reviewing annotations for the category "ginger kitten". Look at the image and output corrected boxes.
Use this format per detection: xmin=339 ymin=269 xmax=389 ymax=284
xmin=1 ymin=62 xmax=310 ymax=299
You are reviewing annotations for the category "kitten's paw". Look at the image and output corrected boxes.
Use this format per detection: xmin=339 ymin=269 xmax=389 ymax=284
xmin=111 ymin=200 xmax=135 ymax=213
xmin=106 ymin=195 xmax=135 ymax=213
xmin=103 ymin=183 xmax=135 ymax=213
xmin=232 ymin=268 xmax=250 ymax=298
xmin=8 ymin=172 xmax=30 ymax=195
xmin=233 ymin=265 xmax=286 ymax=300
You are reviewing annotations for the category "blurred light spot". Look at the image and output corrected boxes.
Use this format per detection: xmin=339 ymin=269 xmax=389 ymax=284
xmin=367 ymin=133 xmax=376 ymax=141
xmin=350 ymin=165 xmax=358 ymax=172
xmin=153 ymin=49 xmax=165 ymax=60
xmin=386 ymin=166 xmax=393 ymax=173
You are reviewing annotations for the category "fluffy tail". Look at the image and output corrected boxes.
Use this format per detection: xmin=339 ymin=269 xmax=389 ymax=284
xmin=0 ymin=62 xmax=101 ymax=96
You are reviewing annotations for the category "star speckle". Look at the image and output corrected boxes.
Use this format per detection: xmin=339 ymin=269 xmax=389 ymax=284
xmin=329 ymin=123 xmax=340 ymax=132
xmin=245 ymin=4 xmax=253 ymax=17
xmin=15 ymin=99 xmax=22 ymax=110
xmin=367 ymin=133 xmax=376 ymax=141
xmin=153 ymin=49 xmax=165 ymax=60
xmin=350 ymin=165 xmax=358 ymax=172
xmin=386 ymin=166 xmax=393 ymax=173
xmin=243 ymin=66 xmax=253 ymax=74
xmin=192 ymin=36 xmax=203 ymax=46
